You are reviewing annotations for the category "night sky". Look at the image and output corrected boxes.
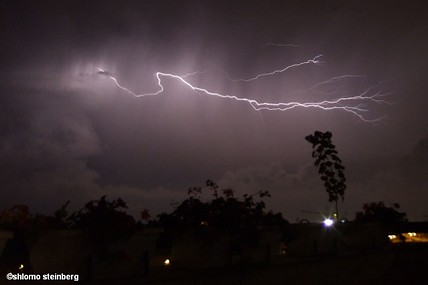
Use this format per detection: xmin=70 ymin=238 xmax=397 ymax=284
xmin=1 ymin=0 xmax=427 ymax=221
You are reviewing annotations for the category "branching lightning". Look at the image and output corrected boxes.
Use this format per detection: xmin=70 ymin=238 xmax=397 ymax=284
xmin=304 ymin=75 xmax=366 ymax=91
xmin=228 ymin=55 xmax=323 ymax=82
xmin=96 ymin=55 xmax=391 ymax=123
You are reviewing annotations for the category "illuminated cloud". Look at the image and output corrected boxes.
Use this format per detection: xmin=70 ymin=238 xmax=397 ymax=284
xmin=0 ymin=1 xmax=426 ymax=221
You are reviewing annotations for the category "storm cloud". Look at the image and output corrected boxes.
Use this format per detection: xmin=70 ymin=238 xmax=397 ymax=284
xmin=1 ymin=0 xmax=427 ymax=220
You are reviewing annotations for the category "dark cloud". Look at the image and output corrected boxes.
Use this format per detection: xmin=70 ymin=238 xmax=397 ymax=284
xmin=364 ymin=134 xmax=428 ymax=220
xmin=218 ymin=162 xmax=324 ymax=221
xmin=0 ymin=87 xmax=100 ymax=210
xmin=1 ymin=0 xmax=427 ymax=220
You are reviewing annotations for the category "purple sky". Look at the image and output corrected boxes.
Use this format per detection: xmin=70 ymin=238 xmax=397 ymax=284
xmin=1 ymin=0 xmax=427 ymax=221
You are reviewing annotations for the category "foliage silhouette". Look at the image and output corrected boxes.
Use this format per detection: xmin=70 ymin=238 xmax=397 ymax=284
xmin=305 ymin=131 xmax=347 ymax=218
xmin=68 ymin=196 xmax=136 ymax=249
xmin=158 ymin=180 xmax=291 ymax=253
xmin=355 ymin=201 xmax=407 ymax=227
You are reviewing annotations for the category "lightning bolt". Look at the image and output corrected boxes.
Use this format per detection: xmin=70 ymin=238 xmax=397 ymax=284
xmin=304 ymin=75 xmax=366 ymax=91
xmin=96 ymin=56 xmax=391 ymax=123
xmin=228 ymin=55 xmax=323 ymax=82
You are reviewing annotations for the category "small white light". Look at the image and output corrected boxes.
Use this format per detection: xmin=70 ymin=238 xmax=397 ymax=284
xmin=323 ymin=218 xmax=334 ymax=227
xmin=164 ymin=259 xmax=170 ymax=266
xmin=19 ymin=264 xmax=24 ymax=270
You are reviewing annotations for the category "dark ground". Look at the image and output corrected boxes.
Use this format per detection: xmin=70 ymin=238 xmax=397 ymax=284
xmin=81 ymin=244 xmax=428 ymax=285
xmin=1 ymin=243 xmax=427 ymax=285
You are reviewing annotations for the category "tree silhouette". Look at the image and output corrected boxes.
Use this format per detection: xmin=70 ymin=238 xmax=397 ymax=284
xmin=158 ymin=180 xmax=291 ymax=253
xmin=305 ymin=131 xmax=346 ymax=218
xmin=355 ymin=201 xmax=407 ymax=226
xmin=68 ymin=196 xmax=136 ymax=255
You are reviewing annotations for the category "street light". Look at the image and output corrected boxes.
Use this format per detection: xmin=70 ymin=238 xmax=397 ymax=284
xmin=323 ymin=218 xmax=334 ymax=227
